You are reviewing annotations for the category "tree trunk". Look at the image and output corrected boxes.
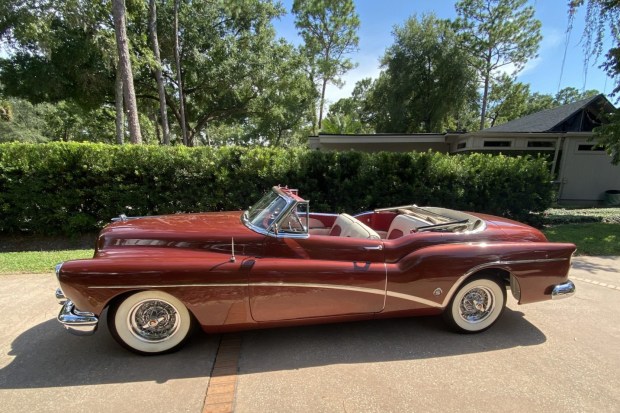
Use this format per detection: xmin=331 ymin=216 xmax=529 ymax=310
xmin=174 ymin=0 xmax=189 ymax=146
xmin=479 ymin=51 xmax=492 ymax=131
xmin=318 ymin=77 xmax=328 ymax=130
xmin=479 ymin=74 xmax=490 ymax=130
xmin=112 ymin=0 xmax=142 ymax=144
xmin=148 ymin=0 xmax=170 ymax=145
xmin=114 ymin=63 xmax=125 ymax=144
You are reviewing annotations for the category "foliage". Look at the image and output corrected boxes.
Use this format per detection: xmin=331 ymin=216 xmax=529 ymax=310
xmin=592 ymin=108 xmax=620 ymax=163
xmin=292 ymin=0 xmax=360 ymax=131
xmin=486 ymin=74 xmax=531 ymax=127
xmin=487 ymin=82 xmax=600 ymax=127
xmin=0 ymin=0 xmax=314 ymax=146
xmin=0 ymin=97 xmax=158 ymax=144
xmin=368 ymin=15 xmax=478 ymax=133
xmin=570 ymin=1 xmax=620 ymax=163
xmin=0 ymin=142 xmax=554 ymax=235
xmin=543 ymin=223 xmax=620 ymax=256
xmin=570 ymin=0 xmax=620 ymax=97
xmin=321 ymin=113 xmax=373 ymax=134
xmin=324 ymin=77 xmax=375 ymax=133
xmin=455 ymin=0 xmax=542 ymax=130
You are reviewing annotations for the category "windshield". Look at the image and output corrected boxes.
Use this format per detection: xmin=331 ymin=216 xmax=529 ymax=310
xmin=246 ymin=190 xmax=289 ymax=231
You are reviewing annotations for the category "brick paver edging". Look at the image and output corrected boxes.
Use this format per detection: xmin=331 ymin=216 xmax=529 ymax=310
xmin=203 ymin=335 xmax=242 ymax=413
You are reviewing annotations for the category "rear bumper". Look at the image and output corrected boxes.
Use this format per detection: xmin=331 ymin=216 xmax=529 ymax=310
xmin=56 ymin=288 xmax=99 ymax=336
xmin=551 ymin=280 xmax=576 ymax=300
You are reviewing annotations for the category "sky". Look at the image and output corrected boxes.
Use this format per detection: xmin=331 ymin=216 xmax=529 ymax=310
xmin=272 ymin=0 xmax=615 ymax=107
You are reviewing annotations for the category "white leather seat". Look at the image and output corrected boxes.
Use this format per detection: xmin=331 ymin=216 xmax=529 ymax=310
xmin=386 ymin=214 xmax=428 ymax=239
xmin=329 ymin=213 xmax=381 ymax=239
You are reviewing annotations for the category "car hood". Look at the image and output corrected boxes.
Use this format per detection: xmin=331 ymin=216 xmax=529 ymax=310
xmin=95 ymin=211 xmax=265 ymax=256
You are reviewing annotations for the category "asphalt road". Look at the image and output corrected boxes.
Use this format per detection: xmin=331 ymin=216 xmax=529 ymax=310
xmin=1 ymin=257 xmax=619 ymax=413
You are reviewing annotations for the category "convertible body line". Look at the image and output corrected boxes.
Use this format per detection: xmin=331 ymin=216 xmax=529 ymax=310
xmin=55 ymin=186 xmax=575 ymax=354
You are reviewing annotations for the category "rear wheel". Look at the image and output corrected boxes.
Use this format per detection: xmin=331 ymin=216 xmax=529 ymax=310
xmin=443 ymin=277 xmax=506 ymax=333
xmin=108 ymin=290 xmax=193 ymax=355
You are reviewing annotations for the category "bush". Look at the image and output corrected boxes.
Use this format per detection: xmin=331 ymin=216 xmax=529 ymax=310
xmin=0 ymin=142 xmax=554 ymax=235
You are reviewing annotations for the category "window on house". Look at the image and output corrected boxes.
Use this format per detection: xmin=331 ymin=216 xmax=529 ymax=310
xmin=483 ymin=140 xmax=511 ymax=148
xmin=457 ymin=142 xmax=466 ymax=149
xmin=577 ymin=144 xmax=605 ymax=151
xmin=527 ymin=141 xmax=555 ymax=148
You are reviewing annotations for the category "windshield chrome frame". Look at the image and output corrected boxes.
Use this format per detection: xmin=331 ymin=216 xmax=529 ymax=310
xmin=242 ymin=187 xmax=310 ymax=239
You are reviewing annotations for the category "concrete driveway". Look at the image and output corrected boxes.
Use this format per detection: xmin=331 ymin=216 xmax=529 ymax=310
xmin=1 ymin=257 xmax=619 ymax=413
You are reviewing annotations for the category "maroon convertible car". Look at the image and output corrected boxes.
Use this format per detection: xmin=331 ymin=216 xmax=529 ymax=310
xmin=55 ymin=186 xmax=576 ymax=354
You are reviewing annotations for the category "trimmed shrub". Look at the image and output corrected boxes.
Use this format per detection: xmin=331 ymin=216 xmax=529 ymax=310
xmin=0 ymin=142 xmax=553 ymax=235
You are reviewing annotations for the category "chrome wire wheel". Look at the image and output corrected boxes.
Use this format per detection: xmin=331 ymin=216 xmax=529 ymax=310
xmin=458 ymin=286 xmax=495 ymax=324
xmin=127 ymin=299 xmax=180 ymax=343
xmin=108 ymin=290 xmax=193 ymax=355
xmin=444 ymin=277 xmax=506 ymax=333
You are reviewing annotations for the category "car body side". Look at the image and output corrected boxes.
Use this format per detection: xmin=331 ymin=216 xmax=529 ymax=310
xmin=57 ymin=209 xmax=575 ymax=334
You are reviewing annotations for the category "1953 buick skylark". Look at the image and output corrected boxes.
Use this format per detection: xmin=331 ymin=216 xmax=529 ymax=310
xmin=55 ymin=186 xmax=576 ymax=354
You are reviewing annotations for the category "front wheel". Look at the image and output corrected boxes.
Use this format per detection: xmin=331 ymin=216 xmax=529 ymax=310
xmin=443 ymin=277 xmax=506 ymax=333
xmin=108 ymin=290 xmax=193 ymax=355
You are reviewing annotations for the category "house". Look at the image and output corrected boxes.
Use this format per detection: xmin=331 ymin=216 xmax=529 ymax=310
xmin=308 ymin=94 xmax=619 ymax=205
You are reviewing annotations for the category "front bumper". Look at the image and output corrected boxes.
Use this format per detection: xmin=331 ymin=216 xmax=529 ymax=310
xmin=551 ymin=280 xmax=576 ymax=300
xmin=56 ymin=288 xmax=99 ymax=336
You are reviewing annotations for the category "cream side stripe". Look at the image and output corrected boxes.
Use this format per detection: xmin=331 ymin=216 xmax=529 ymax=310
xmin=89 ymin=282 xmax=443 ymax=307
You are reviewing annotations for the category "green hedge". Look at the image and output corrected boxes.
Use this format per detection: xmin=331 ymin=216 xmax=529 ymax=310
xmin=0 ymin=142 xmax=553 ymax=235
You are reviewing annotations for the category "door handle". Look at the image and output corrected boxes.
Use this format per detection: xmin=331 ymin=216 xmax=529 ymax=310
xmin=364 ymin=245 xmax=383 ymax=251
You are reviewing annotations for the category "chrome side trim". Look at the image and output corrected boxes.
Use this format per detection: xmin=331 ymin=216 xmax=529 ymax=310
xmin=57 ymin=299 xmax=99 ymax=336
xmin=552 ymin=280 xmax=576 ymax=299
xmin=89 ymin=282 xmax=442 ymax=308
xmin=89 ymin=283 xmax=246 ymax=289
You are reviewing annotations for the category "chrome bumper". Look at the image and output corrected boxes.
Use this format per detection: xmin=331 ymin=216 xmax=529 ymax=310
xmin=56 ymin=288 xmax=99 ymax=336
xmin=551 ymin=280 xmax=576 ymax=300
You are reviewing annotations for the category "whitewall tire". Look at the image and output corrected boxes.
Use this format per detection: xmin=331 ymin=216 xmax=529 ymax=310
xmin=108 ymin=290 xmax=193 ymax=355
xmin=443 ymin=277 xmax=506 ymax=333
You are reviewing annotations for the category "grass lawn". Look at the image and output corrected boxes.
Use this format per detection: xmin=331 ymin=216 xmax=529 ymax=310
xmin=543 ymin=223 xmax=620 ymax=256
xmin=0 ymin=250 xmax=94 ymax=274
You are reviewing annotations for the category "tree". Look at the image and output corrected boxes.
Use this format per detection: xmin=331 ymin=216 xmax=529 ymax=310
xmin=172 ymin=0 xmax=188 ymax=145
xmin=321 ymin=113 xmax=372 ymax=134
xmin=292 ymin=0 xmax=360 ymax=132
xmin=367 ymin=15 xmax=477 ymax=133
xmin=486 ymin=74 xmax=531 ymax=127
xmin=455 ymin=0 xmax=542 ymax=130
xmin=0 ymin=0 xmax=312 ymax=146
xmin=112 ymin=0 xmax=142 ymax=144
xmin=326 ymin=77 xmax=374 ymax=132
xmin=150 ymin=0 xmax=297 ymax=144
xmin=570 ymin=0 xmax=620 ymax=163
xmin=0 ymin=99 xmax=11 ymax=122
xmin=242 ymin=42 xmax=316 ymax=147
xmin=148 ymin=0 xmax=170 ymax=145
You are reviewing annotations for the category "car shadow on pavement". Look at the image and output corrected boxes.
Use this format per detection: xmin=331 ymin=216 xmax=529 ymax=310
xmin=238 ymin=308 xmax=546 ymax=374
xmin=0 ymin=313 xmax=219 ymax=389
xmin=1 ymin=308 xmax=545 ymax=388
